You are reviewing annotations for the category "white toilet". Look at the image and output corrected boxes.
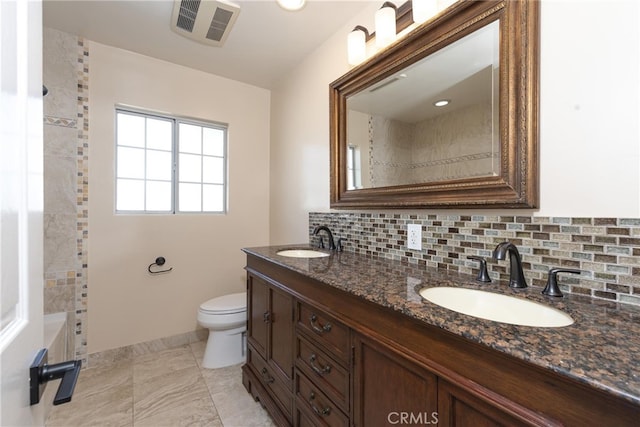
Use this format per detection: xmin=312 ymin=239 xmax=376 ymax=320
xmin=197 ymin=292 xmax=247 ymax=369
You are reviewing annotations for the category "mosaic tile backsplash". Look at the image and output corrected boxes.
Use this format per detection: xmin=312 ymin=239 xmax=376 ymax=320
xmin=309 ymin=212 xmax=640 ymax=307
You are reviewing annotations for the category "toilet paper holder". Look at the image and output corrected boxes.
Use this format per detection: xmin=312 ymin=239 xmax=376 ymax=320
xmin=148 ymin=256 xmax=173 ymax=274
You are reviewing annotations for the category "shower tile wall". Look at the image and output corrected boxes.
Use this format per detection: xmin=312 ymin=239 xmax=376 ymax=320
xmin=43 ymin=28 xmax=89 ymax=365
xmin=310 ymin=212 xmax=640 ymax=307
xmin=368 ymin=102 xmax=495 ymax=187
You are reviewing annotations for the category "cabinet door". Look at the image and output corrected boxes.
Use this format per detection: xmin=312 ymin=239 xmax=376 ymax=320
xmin=352 ymin=334 xmax=438 ymax=427
xmin=247 ymin=274 xmax=269 ymax=358
xmin=269 ymin=285 xmax=294 ymax=385
xmin=438 ymin=379 xmax=557 ymax=427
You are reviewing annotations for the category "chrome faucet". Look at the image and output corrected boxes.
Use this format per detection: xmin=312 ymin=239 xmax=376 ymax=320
xmin=493 ymin=241 xmax=527 ymax=289
xmin=313 ymin=226 xmax=336 ymax=251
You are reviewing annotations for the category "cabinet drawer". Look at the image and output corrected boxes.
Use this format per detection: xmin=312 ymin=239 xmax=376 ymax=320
xmin=294 ymin=406 xmax=317 ymax=427
xmin=296 ymin=335 xmax=349 ymax=412
xmin=297 ymin=303 xmax=350 ymax=363
xmin=295 ymin=372 xmax=349 ymax=427
xmin=248 ymin=346 xmax=292 ymax=419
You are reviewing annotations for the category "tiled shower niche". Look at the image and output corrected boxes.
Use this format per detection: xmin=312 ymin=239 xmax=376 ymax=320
xmin=309 ymin=212 xmax=640 ymax=307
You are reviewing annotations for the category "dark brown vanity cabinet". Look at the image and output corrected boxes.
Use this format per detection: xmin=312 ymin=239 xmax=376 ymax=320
xmin=244 ymin=272 xmax=294 ymax=426
xmin=351 ymin=333 xmax=551 ymax=427
xmin=437 ymin=380 xmax=542 ymax=427
xmin=243 ymin=254 xmax=640 ymax=427
xmin=352 ymin=334 xmax=438 ymax=427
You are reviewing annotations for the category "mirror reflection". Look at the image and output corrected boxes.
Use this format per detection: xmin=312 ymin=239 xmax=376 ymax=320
xmin=346 ymin=20 xmax=500 ymax=190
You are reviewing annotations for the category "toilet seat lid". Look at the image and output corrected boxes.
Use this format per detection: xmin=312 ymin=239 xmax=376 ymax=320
xmin=200 ymin=292 xmax=246 ymax=314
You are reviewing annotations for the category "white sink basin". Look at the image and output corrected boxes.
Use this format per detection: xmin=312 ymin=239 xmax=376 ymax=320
xmin=276 ymin=249 xmax=330 ymax=258
xmin=419 ymin=287 xmax=574 ymax=327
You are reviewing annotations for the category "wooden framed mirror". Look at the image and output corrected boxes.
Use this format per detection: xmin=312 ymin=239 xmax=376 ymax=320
xmin=330 ymin=0 xmax=539 ymax=209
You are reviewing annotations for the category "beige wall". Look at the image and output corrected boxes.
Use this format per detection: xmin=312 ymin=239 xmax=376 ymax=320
xmin=88 ymin=42 xmax=270 ymax=353
xmin=269 ymin=0 xmax=640 ymax=245
xmin=269 ymin=3 xmax=379 ymax=245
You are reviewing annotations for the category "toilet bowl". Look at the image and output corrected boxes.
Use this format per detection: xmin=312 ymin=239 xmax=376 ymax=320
xmin=197 ymin=292 xmax=247 ymax=369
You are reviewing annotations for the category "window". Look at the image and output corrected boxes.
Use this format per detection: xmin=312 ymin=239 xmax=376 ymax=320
xmin=347 ymin=144 xmax=362 ymax=190
xmin=116 ymin=108 xmax=227 ymax=213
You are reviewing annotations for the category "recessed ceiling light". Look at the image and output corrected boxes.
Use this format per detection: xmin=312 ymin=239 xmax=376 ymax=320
xmin=433 ymin=99 xmax=450 ymax=107
xmin=277 ymin=0 xmax=306 ymax=11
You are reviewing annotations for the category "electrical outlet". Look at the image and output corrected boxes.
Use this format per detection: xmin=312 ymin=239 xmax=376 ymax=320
xmin=407 ymin=224 xmax=422 ymax=250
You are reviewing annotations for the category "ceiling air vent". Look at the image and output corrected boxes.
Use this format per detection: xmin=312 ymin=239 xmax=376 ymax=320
xmin=171 ymin=0 xmax=240 ymax=47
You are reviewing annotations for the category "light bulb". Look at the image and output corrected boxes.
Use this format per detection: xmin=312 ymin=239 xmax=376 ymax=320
xmin=348 ymin=26 xmax=368 ymax=65
xmin=413 ymin=0 xmax=438 ymax=24
xmin=375 ymin=2 xmax=396 ymax=48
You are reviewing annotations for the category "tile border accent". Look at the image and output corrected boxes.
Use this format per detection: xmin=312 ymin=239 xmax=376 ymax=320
xmin=310 ymin=212 xmax=640 ymax=307
xmin=43 ymin=116 xmax=77 ymax=128
xmin=75 ymin=37 xmax=90 ymax=365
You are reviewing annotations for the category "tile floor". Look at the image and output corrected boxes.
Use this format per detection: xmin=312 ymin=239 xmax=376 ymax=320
xmin=46 ymin=341 xmax=276 ymax=427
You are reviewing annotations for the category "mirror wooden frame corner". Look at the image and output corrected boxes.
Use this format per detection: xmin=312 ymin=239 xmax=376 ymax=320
xmin=329 ymin=0 xmax=539 ymax=209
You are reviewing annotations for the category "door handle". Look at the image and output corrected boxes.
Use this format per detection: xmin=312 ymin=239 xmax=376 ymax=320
xmin=30 ymin=348 xmax=82 ymax=406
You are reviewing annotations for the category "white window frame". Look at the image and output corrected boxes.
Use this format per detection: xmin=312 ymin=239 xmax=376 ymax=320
xmin=115 ymin=107 xmax=228 ymax=214
xmin=347 ymin=144 xmax=362 ymax=190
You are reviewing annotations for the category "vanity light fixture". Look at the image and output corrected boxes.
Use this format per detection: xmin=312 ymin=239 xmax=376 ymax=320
xmin=276 ymin=0 xmax=305 ymax=11
xmin=348 ymin=26 xmax=370 ymax=66
xmin=375 ymin=2 xmax=398 ymax=48
xmin=412 ymin=0 xmax=438 ymax=24
xmin=348 ymin=0 xmax=440 ymax=66
xmin=433 ymin=99 xmax=450 ymax=107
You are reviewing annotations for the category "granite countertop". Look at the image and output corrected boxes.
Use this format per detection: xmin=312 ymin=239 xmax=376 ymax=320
xmin=243 ymin=245 xmax=640 ymax=407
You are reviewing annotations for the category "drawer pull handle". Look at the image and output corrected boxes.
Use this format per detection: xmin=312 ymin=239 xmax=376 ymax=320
xmin=308 ymin=391 xmax=331 ymax=417
xmin=309 ymin=314 xmax=332 ymax=334
xmin=309 ymin=354 xmax=332 ymax=376
xmin=263 ymin=311 xmax=270 ymax=323
xmin=260 ymin=367 xmax=274 ymax=384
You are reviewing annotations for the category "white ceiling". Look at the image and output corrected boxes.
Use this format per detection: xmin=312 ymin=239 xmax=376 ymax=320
xmin=348 ymin=20 xmax=499 ymax=123
xmin=43 ymin=0 xmax=372 ymax=89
